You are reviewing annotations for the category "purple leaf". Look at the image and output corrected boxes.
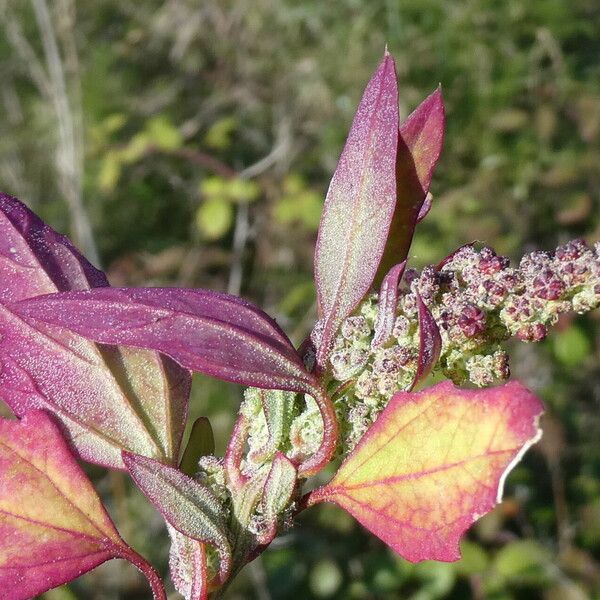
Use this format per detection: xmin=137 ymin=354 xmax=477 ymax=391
xmin=375 ymin=88 xmax=445 ymax=283
xmin=0 ymin=194 xmax=191 ymax=469
xmin=14 ymin=287 xmax=319 ymax=395
xmin=0 ymin=411 xmax=166 ymax=600
xmin=313 ymin=52 xmax=399 ymax=366
xmin=416 ymin=192 xmax=433 ymax=223
xmin=0 ymin=193 xmax=107 ymax=302
xmin=372 ymin=261 xmax=407 ymax=348
xmin=436 ymin=243 xmax=474 ymax=270
xmin=410 ymin=291 xmax=442 ymax=390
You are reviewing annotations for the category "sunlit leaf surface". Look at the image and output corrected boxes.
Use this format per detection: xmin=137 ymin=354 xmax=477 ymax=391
xmin=310 ymin=381 xmax=543 ymax=562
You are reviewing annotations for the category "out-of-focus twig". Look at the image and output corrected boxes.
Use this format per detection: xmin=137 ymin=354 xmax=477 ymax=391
xmin=228 ymin=202 xmax=249 ymax=296
xmin=30 ymin=0 xmax=99 ymax=264
xmin=1 ymin=1 xmax=99 ymax=263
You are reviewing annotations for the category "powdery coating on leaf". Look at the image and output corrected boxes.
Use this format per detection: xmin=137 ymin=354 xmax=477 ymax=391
xmin=399 ymin=87 xmax=445 ymax=189
xmin=309 ymin=380 xmax=543 ymax=563
xmin=314 ymin=53 xmax=399 ymax=365
xmin=14 ymin=287 xmax=317 ymax=395
xmin=122 ymin=451 xmax=231 ymax=582
xmin=0 ymin=193 xmax=106 ymax=302
xmin=375 ymin=88 xmax=445 ymax=282
xmin=372 ymin=261 xmax=407 ymax=347
xmin=0 ymin=411 xmax=127 ymax=599
xmin=410 ymin=291 xmax=442 ymax=390
xmin=0 ymin=194 xmax=191 ymax=469
xmin=416 ymin=192 xmax=433 ymax=223
xmin=168 ymin=524 xmax=209 ymax=600
xmin=0 ymin=308 xmax=190 ymax=467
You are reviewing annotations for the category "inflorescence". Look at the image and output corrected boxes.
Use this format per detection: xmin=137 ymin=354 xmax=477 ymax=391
xmin=325 ymin=240 xmax=599 ymax=453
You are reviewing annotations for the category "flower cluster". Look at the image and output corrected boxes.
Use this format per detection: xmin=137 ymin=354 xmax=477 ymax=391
xmin=328 ymin=240 xmax=599 ymax=452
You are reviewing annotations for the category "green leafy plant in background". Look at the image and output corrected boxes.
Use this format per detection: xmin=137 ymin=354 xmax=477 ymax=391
xmin=0 ymin=52 xmax=598 ymax=600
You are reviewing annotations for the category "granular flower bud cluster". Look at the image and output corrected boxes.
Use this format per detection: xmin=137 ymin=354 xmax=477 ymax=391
xmin=328 ymin=240 xmax=599 ymax=452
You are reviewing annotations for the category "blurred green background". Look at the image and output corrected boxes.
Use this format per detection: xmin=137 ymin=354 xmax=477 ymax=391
xmin=0 ymin=0 xmax=598 ymax=598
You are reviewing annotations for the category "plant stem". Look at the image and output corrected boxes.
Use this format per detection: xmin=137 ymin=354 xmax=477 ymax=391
xmin=297 ymin=386 xmax=339 ymax=477
xmin=118 ymin=547 xmax=167 ymax=600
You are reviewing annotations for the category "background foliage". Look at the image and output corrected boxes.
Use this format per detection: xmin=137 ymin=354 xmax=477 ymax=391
xmin=0 ymin=1 xmax=598 ymax=598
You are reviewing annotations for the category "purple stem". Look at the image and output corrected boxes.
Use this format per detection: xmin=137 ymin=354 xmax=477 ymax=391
xmin=297 ymin=387 xmax=339 ymax=477
xmin=116 ymin=547 xmax=167 ymax=600
xmin=224 ymin=414 xmax=251 ymax=491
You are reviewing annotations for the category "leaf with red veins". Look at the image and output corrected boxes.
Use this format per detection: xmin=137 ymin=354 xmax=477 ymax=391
xmin=0 ymin=194 xmax=191 ymax=469
xmin=372 ymin=261 xmax=407 ymax=348
xmin=410 ymin=291 xmax=442 ymax=390
xmin=313 ymin=52 xmax=399 ymax=366
xmin=0 ymin=411 xmax=165 ymax=600
xmin=376 ymin=87 xmax=445 ymax=282
xmin=309 ymin=381 xmax=543 ymax=563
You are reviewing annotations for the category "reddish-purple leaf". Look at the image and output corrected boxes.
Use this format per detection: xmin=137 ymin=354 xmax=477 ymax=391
xmin=410 ymin=291 xmax=442 ymax=390
xmin=14 ymin=287 xmax=318 ymax=395
xmin=436 ymin=243 xmax=474 ymax=270
xmin=416 ymin=192 xmax=433 ymax=223
xmin=314 ymin=52 xmax=399 ymax=366
xmin=0 ymin=193 xmax=106 ymax=302
xmin=122 ymin=452 xmax=231 ymax=583
xmin=372 ymin=261 xmax=407 ymax=348
xmin=168 ymin=526 xmax=210 ymax=600
xmin=308 ymin=381 xmax=543 ymax=563
xmin=0 ymin=411 xmax=166 ymax=600
xmin=0 ymin=195 xmax=191 ymax=469
xmin=375 ymin=88 xmax=445 ymax=283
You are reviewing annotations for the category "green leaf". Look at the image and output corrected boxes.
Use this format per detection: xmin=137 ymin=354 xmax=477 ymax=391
xmin=552 ymin=325 xmax=591 ymax=368
xmin=204 ymin=116 xmax=237 ymax=150
xmin=123 ymin=452 xmax=231 ymax=582
xmin=309 ymin=559 xmax=343 ymax=598
xmin=226 ymin=178 xmax=260 ymax=203
xmin=262 ymin=452 xmax=297 ymax=520
xmin=98 ymin=151 xmax=122 ymax=192
xmin=196 ymin=198 xmax=234 ymax=240
xmin=454 ymin=540 xmax=489 ymax=576
xmin=145 ymin=116 xmax=183 ymax=150
xmin=200 ymin=176 xmax=228 ymax=197
xmin=493 ymin=540 xmax=552 ymax=584
xmin=180 ymin=417 xmax=215 ymax=477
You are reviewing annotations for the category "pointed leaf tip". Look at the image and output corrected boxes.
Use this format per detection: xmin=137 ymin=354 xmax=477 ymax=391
xmin=314 ymin=53 xmax=399 ymax=365
xmin=372 ymin=261 xmax=407 ymax=348
xmin=168 ymin=526 xmax=210 ymax=600
xmin=375 ymin=87 xmax=446 ymax=282
xmin=410 ymin=291 xmax=442 ymax=389
xmin=309 ymin=380 xmax=543 ymax=563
